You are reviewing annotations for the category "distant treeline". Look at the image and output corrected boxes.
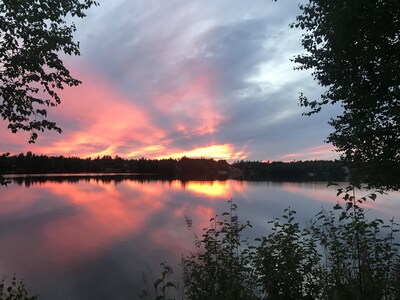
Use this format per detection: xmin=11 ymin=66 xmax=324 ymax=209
xmin=232 ymin=160 xmax=347 ymax=181
xmin=0 ymin=152 xmax=348 ymax=181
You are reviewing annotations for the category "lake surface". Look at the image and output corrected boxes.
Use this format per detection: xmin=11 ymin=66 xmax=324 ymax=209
xmin=1 ymin=175 xmax=399 ymax=299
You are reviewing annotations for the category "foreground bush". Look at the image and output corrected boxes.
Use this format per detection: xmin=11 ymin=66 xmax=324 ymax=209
xmin=150 ymin=186 xmax=400 ymax=300
xmin=0 ymin=276 xmax=36 ymax=300
xmin=254 ymin=185 xmax=400 ymax=299
xmin=182 ymin=201 xmax=259 ymax=300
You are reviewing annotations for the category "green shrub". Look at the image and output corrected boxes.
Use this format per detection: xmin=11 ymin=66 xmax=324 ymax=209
xmin=254 ymin=207 xmax=323 ymax=299
xmin=182 ymin=200 xmax=259 ymax=300
xmin=0 ymin=276 xmax=37 ymax=300
xmin=156 ymin=185 xmax=400 ymax=300
xmin=310 ymin=185 xmax=400 ymax=299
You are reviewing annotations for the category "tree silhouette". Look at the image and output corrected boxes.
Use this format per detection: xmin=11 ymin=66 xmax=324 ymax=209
xmin=0 ymin=0 xmax=98 ymax=143
xmin=292 ymin=0 xmax=400 ymax=165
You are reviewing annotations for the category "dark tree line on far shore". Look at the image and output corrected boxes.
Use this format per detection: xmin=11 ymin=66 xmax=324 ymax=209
xmin=0 ymin=152 xmax=348 ymax=182
xmin=232 ymin=160 xmax=346 ymax=181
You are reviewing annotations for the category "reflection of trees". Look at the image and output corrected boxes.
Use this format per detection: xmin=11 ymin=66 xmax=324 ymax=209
xmin=10 ymin=175 xmax=237 ymax=188
xmin=11 ymin=175 xmax=179 ymax=187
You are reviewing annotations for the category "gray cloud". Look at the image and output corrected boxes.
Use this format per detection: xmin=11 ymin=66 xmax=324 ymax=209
xmin=1 ymin=0 xmax=340 ymax=160
xmin=84 ymin=0 xmax=336 ymax=160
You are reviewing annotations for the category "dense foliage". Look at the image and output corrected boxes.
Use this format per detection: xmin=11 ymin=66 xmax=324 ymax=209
xmin=293 ymin=0 xmax=400 ymax=165
xmin=182 ymin=202 xmax=258 ymax=300
xmin=148 ymin=190 xmax=400 ymax=300
xmin=0 ymin=0 xmax=97 ymax=142
xmin=0 ymin=276 xmax=36 ymax=300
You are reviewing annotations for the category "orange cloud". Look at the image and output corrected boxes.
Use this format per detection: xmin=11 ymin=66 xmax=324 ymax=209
xmin=152 ymin=68 xmax=226 ymax=137
xmin=127 ymin=145 xmax=166 ymax=158
xmin=1 ymin=64 xmax=248 ymax=161
xmin=32 ymin=70 xmax=166 ymax=157
xmin=155 ymin=144 xmax=248 ymax=161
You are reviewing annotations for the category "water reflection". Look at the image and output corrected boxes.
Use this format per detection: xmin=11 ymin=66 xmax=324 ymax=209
xmin=0 ymin=177 xmax=399 ymax=300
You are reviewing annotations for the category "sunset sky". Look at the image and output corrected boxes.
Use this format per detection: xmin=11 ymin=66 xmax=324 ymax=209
xmin=0 ymin=0 xmax=343 ymax=162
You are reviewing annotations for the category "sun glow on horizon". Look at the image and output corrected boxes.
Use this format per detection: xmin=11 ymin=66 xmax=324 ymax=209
xmin=155 ymin=144 xmax=248 ymax=161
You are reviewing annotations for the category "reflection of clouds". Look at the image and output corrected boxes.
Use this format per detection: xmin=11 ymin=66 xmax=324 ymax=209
xmin=37 ymin=181 xmax=164 ymax=267
xmin=0 ymin=178 xmax=399 ymax=297
xmin=0 ymin=181 xmax=165 ymax=275
xmin=0 ymin=185 xmax=40 ymax=217
xmin=0 ymin=179 xmax=249 ymax=274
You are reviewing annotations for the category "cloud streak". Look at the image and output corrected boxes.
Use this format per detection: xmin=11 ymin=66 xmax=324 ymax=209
xmin=0 ymin=0 xmax=340 ymax=161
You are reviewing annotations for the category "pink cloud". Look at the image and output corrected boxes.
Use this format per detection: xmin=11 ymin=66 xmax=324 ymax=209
xmin=0 ymin=67 xmax=165 ymax=157
xmin=152 ymin=68 xmax=225 ymax=137
xmin=155 ymin=143 xmax=248 ymax=161
xmin=0 ymin=64 xmax=249 ymax=160
xmin=35 ymin=69 xmax=166 ymax=157
xmin=279 ymin=144 xmax=339 ymax=161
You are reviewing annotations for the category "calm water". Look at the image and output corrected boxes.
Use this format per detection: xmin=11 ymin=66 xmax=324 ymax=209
xmin=1 ymin=176 xmax=399 ymax=299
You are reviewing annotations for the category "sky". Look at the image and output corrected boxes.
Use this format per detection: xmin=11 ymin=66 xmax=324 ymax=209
xmin=0 ymin=0 xmax=343 ymax=162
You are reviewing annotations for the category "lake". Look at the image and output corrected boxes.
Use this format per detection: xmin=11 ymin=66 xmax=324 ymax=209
xmin=1 ymin=175 xmax=399 ymax=299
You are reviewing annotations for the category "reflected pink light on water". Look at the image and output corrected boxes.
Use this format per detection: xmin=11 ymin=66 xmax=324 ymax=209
xmin=1 ymin=178 xmax=398 ymax=298
xmin=123 ymin=180 xmax=166 ymax=198
xmin=0 ymin=187 xmax=41 ymax=217
xmin=2 ymin=179 xmax=242 ymax=271
xmin=186 ymin=204 xmax=218 ymax=233
xmin=37 ymin=184 xmax=162 ymax=268
xmin=0 ymin=181 xmax=172 ymax=274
